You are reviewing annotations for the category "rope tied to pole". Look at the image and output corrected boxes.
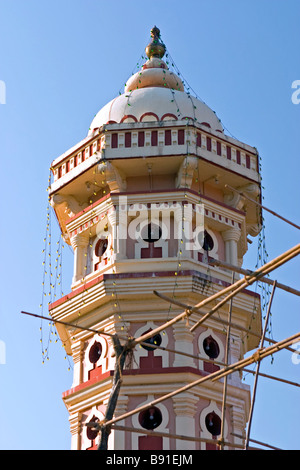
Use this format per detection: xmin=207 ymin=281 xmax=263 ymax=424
xmin=252 ymin=348 xmax=264 ymax=363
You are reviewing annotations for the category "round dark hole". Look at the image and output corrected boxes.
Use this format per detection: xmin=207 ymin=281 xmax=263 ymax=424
xmin=203 ymin=230 xmax=214 ymax=251
xmin=89 ymin=341 xmax=102 ymax=364
xmin=139 ymin=406 xmax=162 ymax=430
xmin=142 ymin=223 xmax=162 ymax=243
xmin=95 ymin=238 xmax=108 ymax=257
xmin=141 ymin=329 xmax=162 ymax=351
xmin=203 ymin=335 xmax=220 ymax=359
xmin=205 ymin=412 xmax=221 ymax=436
xmin=87 ymin=416 xmax=99 ymax=441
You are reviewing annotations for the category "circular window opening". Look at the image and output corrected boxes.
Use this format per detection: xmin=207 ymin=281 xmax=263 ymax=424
xmin=142 ymin=223 xmax=162 ymax=243
xmin=86 ymin=416 xmax=99 ymax=441
xmin=95 ymin=238 xmax=108 ymax=258
xmin=141 ymin=329 xmax=162 ymax=351
xmin=205 ymin=411 xmax=221 ymax=437
xmin=202 ymin=230 xmax=214 ymax=251
xmin=139 ymin=406 xmax=162 ymax=430
xmin=203 ymin=335 xmax=220 ymax=359
xmin=89 ymin=341 xmax=102 ymax=364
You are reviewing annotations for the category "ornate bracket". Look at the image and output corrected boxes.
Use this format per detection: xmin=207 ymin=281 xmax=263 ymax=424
xmin=97 ymin=161 xmax=126 ymax=193
xmin=176 ymin=156 xmax=198 ymax=189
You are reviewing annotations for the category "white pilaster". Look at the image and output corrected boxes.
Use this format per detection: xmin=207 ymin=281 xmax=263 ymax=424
xmin=71 ymin=232 xmax=90 ymax=283
xmin=71 ymin=340 xmax=84 ymax=387
xmin=172 ymin=321 xmax=196 ymax=368
xmin=172 ymin=392 xmax=198 ymax=450
xmin=222 ymin=228 xmax=241 ymax=267
xmin=69 ymin=411 xmax=82 ymax=450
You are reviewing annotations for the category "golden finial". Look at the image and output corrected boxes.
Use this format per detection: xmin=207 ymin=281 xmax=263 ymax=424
xmin=145 ymin=26 xmax=166 ymax=59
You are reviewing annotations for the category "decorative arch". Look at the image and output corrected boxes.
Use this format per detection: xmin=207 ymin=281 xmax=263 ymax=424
xmin=161 ymin=113 xmax=177 ymax=121
xmin=81 ymin=406 xmax=105 ymax=450
xmin=120 ymin=114 xmax=138 ymax=123
xmin=133 ymin=321 xmax=169 ymax=369
xmin=92 ymin=221 xmax=112 ymax=272
xmin=182 ymin=116 xmax=195 ymax=123
xmin=83 ymin=334 xmax=114 ymax=382
xmin=199 ymin=401 xmax=228 ymax=450
xmin=129 ymin=214 xmax=169 ymax=260
xmin=140 ymin=112 xmax=159 ymax=122
xmin=131 ymin=396 xmax=170 ymax=450
xmin=198 ymin=328 xmax=225 ymax=373
xmin=194 ymin=227 xmax=219 ymax=263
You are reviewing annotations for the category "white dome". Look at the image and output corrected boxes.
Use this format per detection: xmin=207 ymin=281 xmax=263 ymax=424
xmin=88 ymin=87 xmax=224 ymax=135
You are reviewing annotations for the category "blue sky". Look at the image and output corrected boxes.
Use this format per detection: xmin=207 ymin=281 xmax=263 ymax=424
xmin=0 ymin=0 xmax=299 ymax=450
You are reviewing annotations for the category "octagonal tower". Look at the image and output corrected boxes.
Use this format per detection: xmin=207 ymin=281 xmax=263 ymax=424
xmin=49 ymin=27 xmax=262 ymax=450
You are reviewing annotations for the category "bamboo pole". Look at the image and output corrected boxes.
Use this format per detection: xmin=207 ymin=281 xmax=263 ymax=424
xmin=225 ymin=184 xmax=300 ymax=230
xmin=154 ymin=289 xmax=263 ymax=340
xmin=22 ymin=309 xmax=299 ymax=365
xmin=25 ymin=244 xmax=300 ymax=356
xmin=243 ymin=368 xmax=300 ymax=388
xmin=190 ymin=244 xmax=300 ymax=333
xmin=21 ymin=311 xmax=125 ymax=340
xmin=109 ymin=424 xmax=245 ymax=449
xmin=244 ymin=280 xmax=277 ymax=450
xmin=154 ymin=290 xmax=299 ymax=355
xmin=262 ymin=336 xmax=298 ymax=355
xmin=219 ymin=273 xmax=234 ymax=450
xmin=131 ymin=244 xmax=300 ymax=344
xmin=231 ymin=432 xmax=281 ymax=450
xmin=98 ymin=330 xmax=300 ymax=430
xmin=97 ymin=335 xmax=129 ymax=450
xmin=209 ymin=258 xmax=300 ymax=297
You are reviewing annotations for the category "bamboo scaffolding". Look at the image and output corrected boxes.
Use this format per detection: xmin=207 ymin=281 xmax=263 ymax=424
xmin=190 ymin=244 xmax=300 ymax=333
xmin=98 ymin=330 xmax=300 ymax=431
xmin=109 ymin=424 xmax=246 ymax=450
xmin=129 ymin=244 xmax=300 ymax=347
xmin=154 ymin=289 xmax=263 ymax=341
xmin=244 ymin=280 xmax=277 ymax=450
xmin=24 ymin=245 xmax=300 ymax=360
xmin=154 ymin=291 xmax=299 ymax=355
xmin=208 ymin=258 xmax=300 ymax=297
xmin=22 ymin=310 xmax=300 ymax=377
xmin=225 ymin=184 xmax=300 ymax=231
xmin=20 ymin=311 xmax=167 ymax=355
xmin=86 ymin=421 xmax=246 ymax=449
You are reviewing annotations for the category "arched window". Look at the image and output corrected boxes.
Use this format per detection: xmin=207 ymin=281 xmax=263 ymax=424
xmin=95 ymin=238 xmax=108 ymax=257
xmin=88 ymin=341 xmax=102 ymax=364
xmin=94 ymin=238 xmax=109 ymax=270
xmin=203 ymin=335 xmax=220 ymax=359
xmin=202 ymin=230 xmax=214 ymax=252
xmin=205 ymin=411 xmax=221 ymax=437
xmin=140 ymin=223 xmax=163 ymax=258
xmin=141 ymin=223 xmax=162 ymax=243
xmin=141 ymin=331 xmax=162 ymax=352
xmin=86 ymin=416 xmax=99 ymax=441
xmin=139 ymin=329 xmax=163 ymax=369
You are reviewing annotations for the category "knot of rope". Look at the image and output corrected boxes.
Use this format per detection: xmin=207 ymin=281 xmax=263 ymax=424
xmin=252 ymin=348 xmax=264 ymax=363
